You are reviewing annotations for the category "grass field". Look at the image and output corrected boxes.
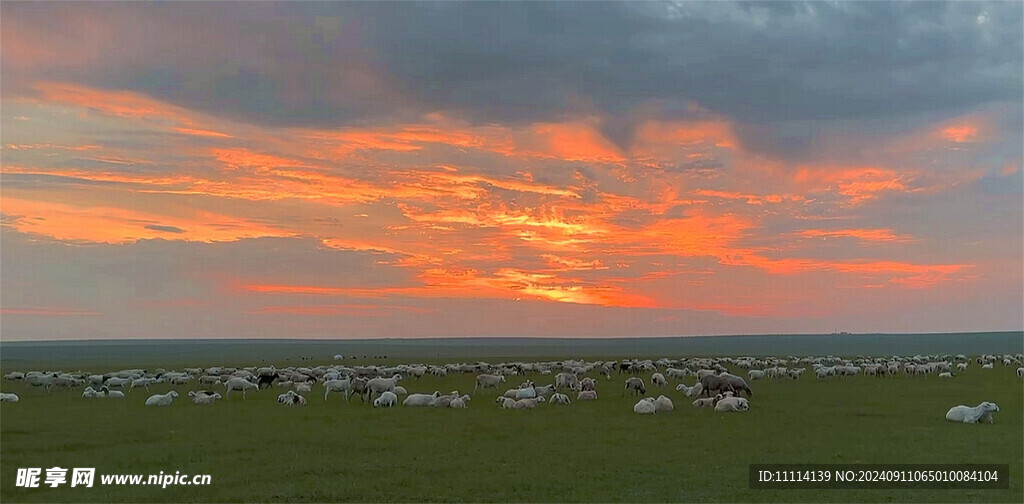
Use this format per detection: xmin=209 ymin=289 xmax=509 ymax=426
xmin=1 ymin=356 xmax=1022 ymax=503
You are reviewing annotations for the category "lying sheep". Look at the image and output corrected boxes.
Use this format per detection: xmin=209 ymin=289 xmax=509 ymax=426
xmin=145 ymin=390 xmax=179 ymax=406
xmin=945 ymin=402 xmax=999 ymax=424
xmin=714 ymin=396 xmax=749 ymax=412
xmin=654 ymin=395 xmax=674 ymax=412
xmin=938 ymin=372 xmax=952 ymax=378
xmin=189 ymin=391 xmax=222 ymax=405
xmin=577 ymin=390 xmax=598 ymax=401
xmin=392 ymin=386 xmax=408 ymax=396
xmin=277 ymin=390 xmax=307 ymax=406
xmin=634 ymin=397 xmax=657 ymax=414
xmin=403 ymin=392 xmax=440 ymax=407
xmin=373 ymin=391 xmax=398 ymax=408
xmin=548 ymin=393 xmax=571 ymax=405
xmin=497 ymin=397 xmax=517 ymax=409
xmin=83 ymin=386 xmax=101 ymax=398
xmin=692 ymin=397 xmax=717 ymax=408
xmin=449 ymin=394 xmax=471 ymax=409
xmin=105 ymin=389 xmax=126 ymax=399
xmin=513 ymin=397 xmax=546 ymax=409
xmin=0 ymin=392 xmax=20 ymax=402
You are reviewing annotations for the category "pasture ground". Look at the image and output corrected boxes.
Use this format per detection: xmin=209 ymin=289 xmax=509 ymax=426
xmin=0 ymin=356 xmax=1021 ymax=503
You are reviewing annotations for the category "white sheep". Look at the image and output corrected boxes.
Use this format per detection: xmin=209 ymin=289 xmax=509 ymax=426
xmin=938 ymin=372 xmax=952 ymax=378
xmin=549 ymin=393 xmax=571 ymax=405
xmin=692 ymin=397 xmax=717 ymax=408
xmin=512 ymin=397 xmax=545 ymax=409
xmin=0 ymin=392 xmax=20 ymax=402
xmin=945 ymin=402 xmax=999 ymax=424
xmin=145 ymin=390 xmax=179 ymax=406
xmin=654 ymin=395 xmax=674 ymax=412
xmin=714 ymin=396 xmax=750 ymax=412
xmin=403 ymin=392 xmax=440 ymax=407
xmin=1017 ymin=367 xmax=1023 ymax=378
xmin=449 ymin=394 xmax=471 ymax=409
xmin=576 ymin=390 xmax=598 ymax=401
xmin=105 ymin=389 xmax=126 ymax=399
xmin=498 ymin=397 xmax=517 ymax=409
xmin=189 ymin=391 xmax=222 ymax=405
xmin=277 ymin=390 xmax=307 ymax=406
xmin=373 ymin=391 xmax=398 ymax=408
xmin=474 ymin=373 xmax=506 ymax=393
xmin=392 ymin=386 xmax=408 ymax=396
xmin=748 ymin=370 xmax=765 ymax=380
xmin=82 ymin=386 xmax=100 ymax=398
xmin=651 ymin=373 xmax=668 ymax=388
xmin=633 ymin=397 xmax=657 ymax=414
xmin=367 ymin=374 xmax=403 ymax=399
xmin=957 ymin=363 xmax=968 ymax=372
xmin=223 ymin=377 xmax=259 ymax=399
xmin=981 ymin=363 xmax=994 ymax=370
xmin=322 ymin=379 xmax=352 ymax=402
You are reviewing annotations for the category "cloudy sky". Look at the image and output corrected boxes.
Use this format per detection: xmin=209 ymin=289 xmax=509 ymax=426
xmin=1 ymin=1 xmax=1021 ymax=340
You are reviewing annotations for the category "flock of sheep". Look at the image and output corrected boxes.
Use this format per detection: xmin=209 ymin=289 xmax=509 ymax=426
xmin=1 ymin=352 xmax=1021 ymax=424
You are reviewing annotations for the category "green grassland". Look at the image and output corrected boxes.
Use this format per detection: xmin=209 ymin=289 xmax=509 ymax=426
xmin=1 ymin=357 xmax=1022 ymax=503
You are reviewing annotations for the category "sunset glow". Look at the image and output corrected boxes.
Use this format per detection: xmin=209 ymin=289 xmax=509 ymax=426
xmin=1 ymin=2 xmax=1020 ymax=340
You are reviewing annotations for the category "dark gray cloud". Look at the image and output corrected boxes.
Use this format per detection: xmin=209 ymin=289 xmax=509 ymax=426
xmin=3 ymin=1 xmax=1019 ymax=148
xmin=144 ymin=224 xmax=185 ymax=234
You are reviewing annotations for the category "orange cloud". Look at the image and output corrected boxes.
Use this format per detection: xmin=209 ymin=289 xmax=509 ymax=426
xmin=799 ymin=228 xmax=912 ymax=242
xmin=1 ymin=197 xmax=291 ymax=243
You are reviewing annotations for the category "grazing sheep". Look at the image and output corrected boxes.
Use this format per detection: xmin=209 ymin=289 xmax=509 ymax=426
xmin=533 ymin=384 xmax=557 ymax=398
xmin=392 ymin=386 xmax=408 ymax=396
xmin=714 ymin=396 xmax=750 ymax=412
xmin=623 ymin=377 xmax=646 ymax=396
xmin=577 ymin=390 xmax=598 ymax=401
xmin=223 ymin=378 xmax=259 ymax=399
xmin=982 ymin=363 xmax=994 ymax=370
xmin=403 ymin=392 xmax=440 ymax=407
xmin=365 ymin=374 xmax=402 ymax=399
xmin=633 ymin=397 xmax=657 ymax=414
xmin=654 ymin=395 xmax=674 ymax=412
xmin=748 ymin=370 xmax=765 ymax=380
xmin=373 ymin=391 xmax=398 ymax=408
xmin=1 ymin=392 xmax=21 ymax=402
xmin=549 ymin=393 xmax=571 ymax=405
xmin=189 ymin=391 xmax=222 ymax=405
xmin=4 ymin=372 xmax=25 ymax=381
xmin=1017 ymin=367 xmax=1023 ymax=378
xmin=554 ymin=372 xmax=580 ymax=390
xmin=957 ymin=363 xmax=968 ymax=372
xmin=130 ymin=377 xmax=157 ymax=391
xmin=277 ymin=390 xmax=307 ymax=406
xmin=349 ymin=377 xmax=370 ymax=403
xmin=145 ymin=390 xmax=179 ymax=406
xmin=474 ymin=374 xmax=506 ymax=393
xmin=945 ymin=402 xmax=999 ymax=424
xmin=651 ymin=373 xmax=668 ymax=388
xmin=323 ymin=379 xmax=352 ymax=402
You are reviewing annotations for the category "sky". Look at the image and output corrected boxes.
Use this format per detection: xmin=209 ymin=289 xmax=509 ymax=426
xmin=1 ymin=1 xmax=1021 ymax=341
